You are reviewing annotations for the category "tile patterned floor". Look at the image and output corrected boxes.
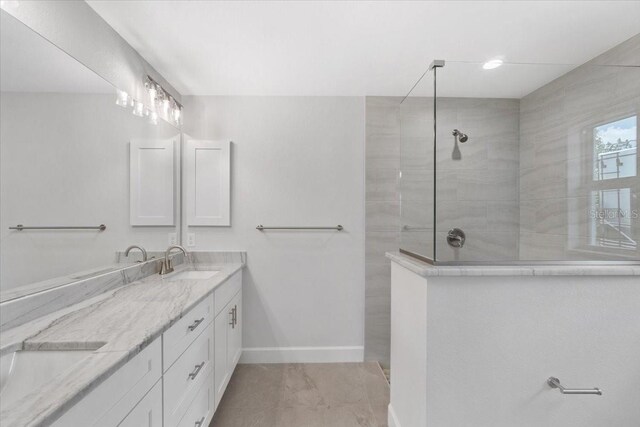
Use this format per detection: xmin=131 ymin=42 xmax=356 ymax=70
xmin=210 ymin=362 xmax=390 ymax=427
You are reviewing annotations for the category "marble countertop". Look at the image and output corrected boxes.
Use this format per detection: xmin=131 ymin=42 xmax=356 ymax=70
xmin=0 ymin=262 xmax=137 ymax=303
xmin=386 ymin=251 xmax=640 ymax=277
xmin=0 ymin=261 xmax=244 ymax=427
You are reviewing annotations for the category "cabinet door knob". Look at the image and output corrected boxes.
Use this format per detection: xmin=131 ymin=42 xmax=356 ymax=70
xmin=195 ymin=416 xmax=205 ymax=427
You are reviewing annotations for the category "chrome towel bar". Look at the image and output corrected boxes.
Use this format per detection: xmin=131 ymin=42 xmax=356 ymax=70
xmin=256 ymin=225 xmax=343 ymax=231
xmin=547 ymin=377 xmax=602 ymax=395
xmin=9 ymin=224 xmax=106 ymax=231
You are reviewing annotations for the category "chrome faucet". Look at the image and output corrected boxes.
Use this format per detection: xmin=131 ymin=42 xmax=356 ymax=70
xmin=160 ymin=245 xmax=188 ymax=275
xmin=124 ymin=245 xmax=148 ymax=262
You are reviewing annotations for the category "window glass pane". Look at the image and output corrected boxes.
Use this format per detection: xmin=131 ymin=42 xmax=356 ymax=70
xmin=593 ymin=116 xmax=637 ymax=181
xmin=590 ymin=188 xmax=636 ymax=250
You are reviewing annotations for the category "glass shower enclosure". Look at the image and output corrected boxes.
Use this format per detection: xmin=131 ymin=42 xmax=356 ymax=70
xmin=399 ymin=51 xmax=640 ymax=264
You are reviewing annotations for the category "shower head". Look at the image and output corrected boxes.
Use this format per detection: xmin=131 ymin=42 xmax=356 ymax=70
xmin=452 ymin=129 xmax=468 ymax=143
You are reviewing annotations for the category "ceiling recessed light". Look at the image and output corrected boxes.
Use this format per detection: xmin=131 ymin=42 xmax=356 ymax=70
xmin=483 ymin=59 xmax=503 ymax=70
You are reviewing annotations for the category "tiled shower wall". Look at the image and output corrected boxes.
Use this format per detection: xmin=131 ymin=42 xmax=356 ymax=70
xmin=519 ymin=35 xmax=640 ymax=260
xmin=365 ymin=97 xmax=403 ymax=367
xmin=364 ymin=96 xmax=521 ymax=365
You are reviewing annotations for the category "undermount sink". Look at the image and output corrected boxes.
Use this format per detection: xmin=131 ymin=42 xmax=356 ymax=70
xmin=0 ymin=350 xmax=94 ymax=407
xmin=165 ymin=270 xmax=220 ymax=281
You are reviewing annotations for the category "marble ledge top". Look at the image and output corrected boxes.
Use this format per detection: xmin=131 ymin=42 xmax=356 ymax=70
xmin=0 ymin=261 xmax=245 ymax=427
xmin=386 ymin=251 xmax=640 ymax=277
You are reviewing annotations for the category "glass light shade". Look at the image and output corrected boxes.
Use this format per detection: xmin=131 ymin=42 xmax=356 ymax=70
xmin=148 ymin=110 xmax=158 ymax=125
xmin=115 ymin=90 xmax=129 ymax=107
xmin=132 ymin=100 xmax=145 ymax=117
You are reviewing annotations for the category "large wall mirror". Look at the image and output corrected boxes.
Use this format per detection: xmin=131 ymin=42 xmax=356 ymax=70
xmin=0 ymin=10 xmax=181 ymax=298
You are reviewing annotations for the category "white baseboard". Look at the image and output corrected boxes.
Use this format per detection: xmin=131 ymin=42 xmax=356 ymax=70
xmin=239 ymin=346 xmax=364 ymax=364
xmin=388 ymin=403 xmax=401 ymax=427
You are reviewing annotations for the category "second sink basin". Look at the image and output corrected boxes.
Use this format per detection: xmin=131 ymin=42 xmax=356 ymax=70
xmin=165 ymin=270 xmax=219 ymax=281
xmin=0 ymin=349 xmax=94 ymax=408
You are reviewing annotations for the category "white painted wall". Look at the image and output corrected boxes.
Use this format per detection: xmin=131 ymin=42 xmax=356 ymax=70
xmin=390 ymin=260 xmax=640 ymax=427
xmin=427 ymin=275 xmax=640 ymax=427
xmin=0 ymin=93 xmax=180 ymax=290
xmin=182 ymin=96 xmax=365 ymax=362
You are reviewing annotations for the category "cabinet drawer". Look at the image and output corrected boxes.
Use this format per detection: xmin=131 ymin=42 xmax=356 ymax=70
xmin=214 ymin=270 xmax=242 ymax=316
xmin=164 ymin=322 xmax=213 ymax=427
xmin=177 ymin=371 xmax=214 ymax=427
xmin=118 ymin=379 xmax=162 ymax=427
xmin=54 ymin=338 xmax=162 ymax=427
xmin=163 ymin=293 xmax=214 ymax=371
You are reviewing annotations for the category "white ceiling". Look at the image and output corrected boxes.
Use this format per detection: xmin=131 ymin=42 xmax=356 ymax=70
xmin=1 ymin=10 xmax=113 ymax=93
xmin=87 ymin=1 xmax=640 ymax=98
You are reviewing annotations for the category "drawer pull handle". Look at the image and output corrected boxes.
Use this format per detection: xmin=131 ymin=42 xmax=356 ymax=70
xmin=188 ymin=362 xmax=205 ymax=380
xmin=195 ymin=417 xmax=205 ymax=427
xmin=188 ymin=317 xmax=205 ymax=332
xmin=229 ymin=307 xmax=235 ymax=328
xmin=233 ymin=304 xmax=238 ymax=327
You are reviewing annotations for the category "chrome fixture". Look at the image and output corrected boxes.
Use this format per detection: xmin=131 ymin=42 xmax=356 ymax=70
xmin=401 ymin=59 xmax=445 ymax=104
xmin=9 ymin=224 xmax=106 ymax=231
xmin=124 ymin=245 xmax=148 ymax=262
xmin=429 ymin=59 xmax=445 ymax=71
xmin=229 ymin=304 xmax=238 ymax=328
xmin=144 ymin=75 xmax=183 ymax=126
xmin=160 ymin=245 xmax=188 ymax=275
xmin=115 ymin=75 xmax=183 ymax=126
xmin=188 ymin=318 xmax=205 ymax=332
xmin=452 ymin=129 xmax=468 ymax=143
xmin=188 ymin=362 xmax=205 ymax=380
xmin=547 ymin=377 xmax=602 ymax=395
xmin=256 ymin=225 xmax=343 ymax=231
xmin=447 ymin=228 xmax=466 ymax=248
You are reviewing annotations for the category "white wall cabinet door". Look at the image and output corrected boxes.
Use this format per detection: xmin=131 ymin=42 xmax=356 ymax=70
xmin=130 ymin=139 xmax=175 ymax=226
xmin=184 ymin=140 xmax=231 ymax=226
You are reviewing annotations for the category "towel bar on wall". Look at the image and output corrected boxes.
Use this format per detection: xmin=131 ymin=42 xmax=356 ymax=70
xmin=9 ymin=224 xmax=107 ymax=231
xmin=547 ymin=377 xmax=602 ymax=395
xmin=256 ymin=225 xmax=343 ymax=231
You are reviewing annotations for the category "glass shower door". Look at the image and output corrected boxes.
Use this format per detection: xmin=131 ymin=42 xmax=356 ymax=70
xmin=399 ymin=67 xmax=435 ymax=261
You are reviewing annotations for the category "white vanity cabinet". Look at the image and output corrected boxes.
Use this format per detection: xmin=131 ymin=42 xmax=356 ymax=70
xmin=117 ymin=380 xmax=163 ymax=427
xmin=213 ymin=271 xmax=243 ymax=407
xmin=52 ymin=339 xmax=163 ymax=427
xmin=51 ymin=269 xmax=243 ymax=427
xmin=164 ymin=321 xmax=214 ymax=427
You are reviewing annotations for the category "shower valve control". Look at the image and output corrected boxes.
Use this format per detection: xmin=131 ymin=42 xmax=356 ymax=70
xmin=447 ymin=228 xmax=466 ymax=248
